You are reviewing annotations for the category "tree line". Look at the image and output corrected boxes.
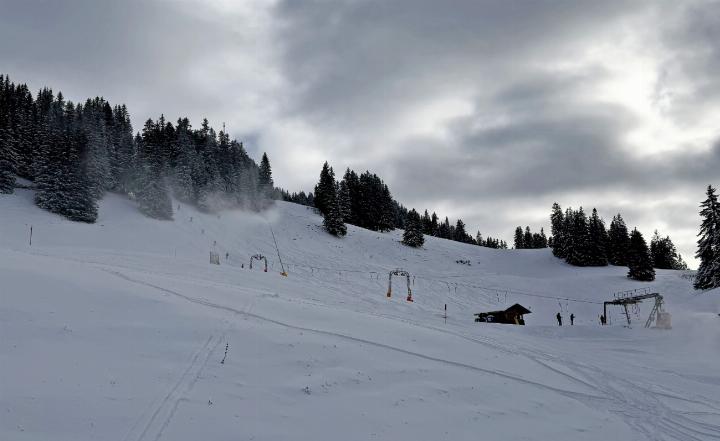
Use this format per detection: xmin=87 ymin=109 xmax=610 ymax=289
xmin=311 ymin=161 xmax=507 ymax=249
xmin=513 ymin=226 xmax=548 ymax=249
xmin=548 ymin=203 xmax=689 ymax=281
xmin=0 ymin=74 xmax=275 ymax=222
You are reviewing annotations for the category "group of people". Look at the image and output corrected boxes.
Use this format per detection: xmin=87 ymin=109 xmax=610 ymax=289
xmin=556 ymin=312 xmax=575 ymax=326
xmin=556 ymin=313 xmax=609 ymax=326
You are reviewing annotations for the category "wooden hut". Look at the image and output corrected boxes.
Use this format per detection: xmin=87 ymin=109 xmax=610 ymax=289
xmin=474 ymin=303 xmax=531 ymax=325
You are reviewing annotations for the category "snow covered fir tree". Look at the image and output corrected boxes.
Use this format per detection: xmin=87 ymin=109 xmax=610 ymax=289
xmin=546 ymin=202 xmax=689 ymax=279
xmin=402 ymin=209 xmax=424 ymax=247
xmin=694 ymin=185 xmax=720 ymax=290
xmin=0 ymin=74 xmax=276 ymax=223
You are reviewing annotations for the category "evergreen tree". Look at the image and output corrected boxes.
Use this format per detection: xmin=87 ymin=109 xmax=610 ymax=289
xmin=650 ymin=230 xmax=680 ymax=270
xmin=674 ymin=254 xmax=689 ymax=271
xmin=258 ymin=152 xmax=273 ymax=201
xmin=314 ymin=162 xmax=335 ymax=216
xmin=523 ymin=226 xmax=533 ymax=248
xmin=430 ymin=212 xmax=439 ymax=236
xmin=378 ymin=183 xmax=397 ymax=231
xmin=341 ymin=168 xmax=361 ymax=225
xmin=322 ymin=190 xmax=346 ymax=237
xmin=514 ymin=226 xmax=524 ymax=249
xmin=539 ymin=227 xmax=548 ymax=248
xmin=566 ymin=208 xmax=590 ymax=266
xmin=550 ymin=202 xmax=566 ymax=257
xmin=694 ymin=185 xmax=720 ymax=290
xmin=608 ymin=214 xmax=630 ymax=266
xmin=0 ymin=116 xmax=18 ymax=193
xmin=452 ymin=219 xmax=468 ymax=243
xmin=136 ymin=123 xmax=173 ymax=220
xmin=421 ymin=210 xmax=433 ymax=235
xmin=627 ymin=228 xmax=655 ymax=281
xmin=337 ymin=180 xmax=351 ymax=222
xmin=402 ymin=209 xmax=424 ymax=247
xmin=587 ymin=208 xmax=608 ymax=266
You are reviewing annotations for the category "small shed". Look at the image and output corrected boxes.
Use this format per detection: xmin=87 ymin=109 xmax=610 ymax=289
xmin=475 ymin=303 xmax=531 ymax=325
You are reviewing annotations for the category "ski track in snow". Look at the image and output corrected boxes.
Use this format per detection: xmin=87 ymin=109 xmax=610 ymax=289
xmin=100 ymin=266 xmax=720 ymax=441
xmin=122 ymin=335 xmax=216 ymax=441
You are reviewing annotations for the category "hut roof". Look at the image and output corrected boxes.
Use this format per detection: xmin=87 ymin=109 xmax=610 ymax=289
xmin=504 ymin=303 xmax=531 ymax=315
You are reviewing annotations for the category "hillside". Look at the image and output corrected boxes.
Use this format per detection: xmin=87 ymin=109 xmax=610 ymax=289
xmin=1 ymin=190 xmax=719 ymax=441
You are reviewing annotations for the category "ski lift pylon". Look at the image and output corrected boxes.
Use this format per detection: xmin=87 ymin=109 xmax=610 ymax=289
xmin=250 ymin=254 xmax=268 ymax=272
xmin=387 ymin=269 xmax=413 ymax=302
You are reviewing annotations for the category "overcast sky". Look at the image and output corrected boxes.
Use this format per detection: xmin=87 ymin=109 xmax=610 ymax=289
xmin=2 ymin=0 xmax=718 ymax=267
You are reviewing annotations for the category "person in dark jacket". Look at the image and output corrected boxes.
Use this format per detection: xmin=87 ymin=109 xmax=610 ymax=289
xmin=570 ymin=313 xmax=575 ymax=325
xmin=556 ymin=312 xmax=562 ymax=326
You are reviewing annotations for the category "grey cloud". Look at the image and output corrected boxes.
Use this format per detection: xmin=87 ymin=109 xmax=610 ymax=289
xmin=0 ymin=0 xmax=245 ymax=129
xmin=274 ymin=0 xmax=650 ymax=128
xmin=1 ymin=0 xmax=717 ymax=267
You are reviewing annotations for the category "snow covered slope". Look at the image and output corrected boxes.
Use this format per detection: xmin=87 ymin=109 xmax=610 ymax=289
xmin=1 ymin=189 xmax=719 ymax=441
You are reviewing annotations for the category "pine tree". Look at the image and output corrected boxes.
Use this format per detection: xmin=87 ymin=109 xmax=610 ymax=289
xmin=523 ymin=226 xmax=532 ymax=248
xmin=421 ymin=210 xmax=433 ymax=235
xmin=136 ymin=125 xmax=173 ymax=220
xmin=0 ymin=119 xmax=18 ymax=193
xmin=514 ymin=226 xmax=524 ymax=249
xmin=402 ymin=209 xmax=424 ymax=247
xmin=136 ymin=162 xmax=173 ymax=220
xmin=587 ymin=208 xmax=608 ymax=266
xmin=323 ymin=191 xmax=346 ymax=237
xmin=378 ymin=184 xmax=396 ymax=232
xmin=608 ymin=214 xmax=630 ymax=266
xmin=694 ymin=185 xmax=720 ymax=290
xmin=337 ymin=180 xmax=351 ymax=222
xmin=627 ymin=228 xmax=655 ymax=281
xmin=674 ymin=254 xmax=689 ymax=271
xmin=341 ymin=168 xmax=360 ymax=225
xmin=454 ymin=219 xmax=471 ymax=243
xmin=650 ymin=231 xmax=680 ymax=270
xmin=566 ymin=208 xmax=590 ymax=266
xmin=258 ymin=152 xmax=273 ymax=201
xmin=550 ymin=202 xmax=565 ymax=257
xmin=314 ymin=162 xmax=335 ymax=216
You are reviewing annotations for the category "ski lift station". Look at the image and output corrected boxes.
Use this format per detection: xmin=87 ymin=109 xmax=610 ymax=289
xmin=603 ymin=288 xmax=671 ymax=329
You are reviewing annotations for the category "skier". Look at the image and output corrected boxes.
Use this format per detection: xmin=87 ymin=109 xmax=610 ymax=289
xmin=570 ymin=313 xmax=575 ymax=326
xmin=556 ymin=312 xmax=562 ymax=326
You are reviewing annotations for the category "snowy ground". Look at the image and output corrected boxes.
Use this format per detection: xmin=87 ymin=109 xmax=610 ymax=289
xmin=1 ymin=189 xmax=719 ymax=441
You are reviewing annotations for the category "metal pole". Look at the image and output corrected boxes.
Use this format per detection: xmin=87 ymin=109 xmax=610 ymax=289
xmin=267 ymin=222 xmax=287 ymax=275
